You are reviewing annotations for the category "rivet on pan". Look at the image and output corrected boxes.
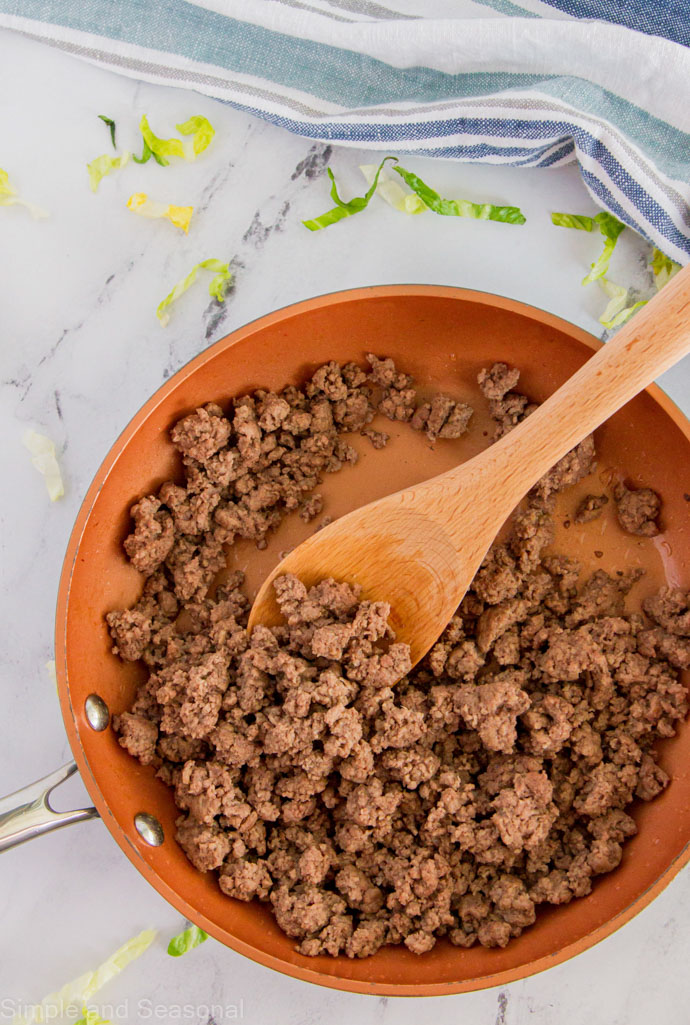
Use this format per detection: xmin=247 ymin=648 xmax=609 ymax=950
xmin=134 ymin=812 xmax=165 ymax=847
xmin=84 ymin=694 xmax=110 ymax=731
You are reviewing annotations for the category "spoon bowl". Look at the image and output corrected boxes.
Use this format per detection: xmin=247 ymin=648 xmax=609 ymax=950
xmin=249 ymin=463 xmax=504 ymax=664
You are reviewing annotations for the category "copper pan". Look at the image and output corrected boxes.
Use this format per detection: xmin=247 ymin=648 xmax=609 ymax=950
xmin=2 ymin=286 xmax=689 ymax=996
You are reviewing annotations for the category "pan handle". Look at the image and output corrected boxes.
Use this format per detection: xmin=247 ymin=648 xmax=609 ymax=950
xmin=0 ymin=761 xmax=99 ymax=853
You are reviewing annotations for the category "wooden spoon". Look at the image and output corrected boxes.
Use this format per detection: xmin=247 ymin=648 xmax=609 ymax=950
xmin=249 ymin=264 xmax=690 ymax=666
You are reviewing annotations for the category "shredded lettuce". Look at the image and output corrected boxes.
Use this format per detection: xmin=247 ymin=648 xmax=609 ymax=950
xmin=359 ymin=163 xmax=425 ymax=214
xmin=581 ymin=211 xmax=627 ymax=285
xmin=87 ymin=152 xmax=130 ymax=193
xmin=13 ymin=930 xmax=156 ymax=1025
xmin=139 ymin=114 xmax=185 ymax=166
xmin=393 ymin=164 xmax=526 ymax=224
xmin=98 ymin=115 xmax=117 ymax=149
xmin=75 ymin=1010 xmax=110 ymax=1025
xmin=23 ymin=430 xmax=64 ymax=501
xmin=598 ymin=278 xmax=628 ymax=325
xmin=0 ymin=167 xmax=14 ymax=197
xmin=550 ymin=212 xmax=594 ymax=231
xmin=651 ymin=247 xmax=681 ymax=290
xmin=551 ymin=209 xmax=649 ymax=327
xmin=306 ymin=157 xmax=524 ymax=229
xmin=177 ymin=115 xmax=216 ymax=158
xmin=136 ymin=114 xmax=215 ymax=166
xmin=127 ymin=192 xmax=193 ymax=233
xmin=553 ymin=211 xmax=682 ymax=329
xmin=157 ymin=258 xmax=232 ymax=326
xmin=551 ymin=209 xmax=627 ymax=283
xmin=132 ymin=139 xmax=165 ymax=166
xmin=598 ymin=278 xmax=647 ymax=329
xmin=303 ymin=156 xmax=397 ymax=230
xmin=80 ymin=930 xmax=156 ymax=1000
xmin=0 ymin=167 xmax=48 ymax=218
xmin=167 ymin=925 xmax=209 ymax=956
xmin=45 ymin=659 xmax=58 ymax=692
xmin=602 ymin=300 xmax=647 ymax=329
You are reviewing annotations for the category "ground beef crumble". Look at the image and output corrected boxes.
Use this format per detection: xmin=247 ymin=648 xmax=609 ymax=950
xmin=614 ymin=482 xmax=662 ymax=536
xmin=575 ymin=494 xmax=609 ymax=524
xmin=109 ymin=358 xmax=688 ymax=959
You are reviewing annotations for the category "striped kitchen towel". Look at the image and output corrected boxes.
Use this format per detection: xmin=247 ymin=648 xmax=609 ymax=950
xmin=1 ymin=0 xmax=689 ymax=262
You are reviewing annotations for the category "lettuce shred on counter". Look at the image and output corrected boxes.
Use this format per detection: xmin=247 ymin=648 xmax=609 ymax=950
xmin=156 ymin=259 xmax=232 ymax=326
xmin=13 ymin=930 xmax=156 ymax=1025
xmin=304 ymin=156 xmax=525 ymax=230
xmin=127 ymin=193 xmax=193 ymax=233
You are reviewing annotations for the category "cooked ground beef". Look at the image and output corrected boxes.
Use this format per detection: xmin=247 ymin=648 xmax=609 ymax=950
xmin=411 ymin=393 xmax=474 ymax=443
xmin=110 ymin=358 xmax=688 ymax=959
xmin=361 ymin=428 xmax=389 ymax=450
xmin=614 ymin=482 xmax=662 ymax=536
xmin=478 ymin=362 xmax=537 ymax=441
xmin=575 ymin=494 xmax=609 ymax=524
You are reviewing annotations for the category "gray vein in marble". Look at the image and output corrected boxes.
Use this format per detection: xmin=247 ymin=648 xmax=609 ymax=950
xmin=161 ymin=334 xmax=186 ymax=382
xmin=36 ymin=326 xmax=74 ymax=371
xmin=291 ymin=143 xmax=333 ymax=181
xmin=1 ymin=369 xmax=33 ymax=402
xmin=196 ymin=144 xmax=333 ymax=341
xmin=11 ymin=248 xmax=148 ymax=418
xmin=203 ymin=258 xmax=241 ymax=339
xmin=496 ymin=991 xmax=509 ymax=1025
xmin=195 ymin=163 xmax=236 ymax=217
xmin=242 ymin=199 xmax=291 ymax=248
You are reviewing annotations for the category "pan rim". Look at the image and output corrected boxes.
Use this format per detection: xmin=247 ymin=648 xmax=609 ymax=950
xmin=55 ymin=283 xmax=690 ymax=996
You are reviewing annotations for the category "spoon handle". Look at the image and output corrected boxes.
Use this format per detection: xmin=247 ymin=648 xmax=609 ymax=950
xmin=466 ymin=262 xmax=690 ymax=508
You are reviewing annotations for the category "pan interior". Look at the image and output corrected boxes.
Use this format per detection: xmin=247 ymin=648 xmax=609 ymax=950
xmin=58 ymin=288 xmax=690 ymax=994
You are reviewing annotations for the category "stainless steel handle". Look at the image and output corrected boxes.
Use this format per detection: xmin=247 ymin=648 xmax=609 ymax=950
xmin=0 ymin=761 xmax=99 ymax=852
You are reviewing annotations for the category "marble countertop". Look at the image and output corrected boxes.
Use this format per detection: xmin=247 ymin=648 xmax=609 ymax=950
xmin=1 ymin=26 xmax=689 ymax=1025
